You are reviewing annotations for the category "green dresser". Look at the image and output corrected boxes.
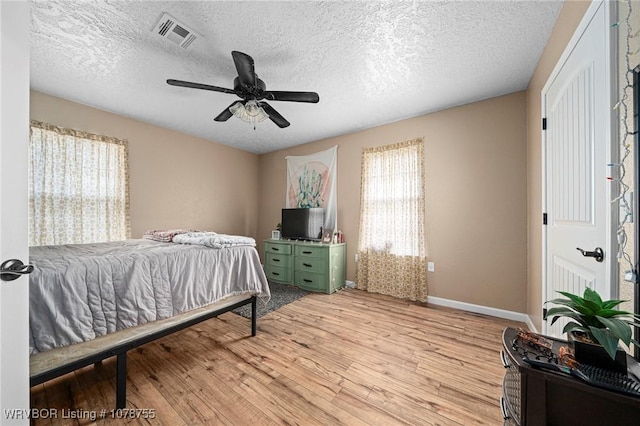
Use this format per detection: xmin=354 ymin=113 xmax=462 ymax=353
xmin=263 ymin=239 xmax=346 ymax=294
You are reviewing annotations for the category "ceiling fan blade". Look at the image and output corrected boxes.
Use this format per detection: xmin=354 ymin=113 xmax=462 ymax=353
xmin=167 ymin=79 xmax=237 ymax=95
xmin=231 ymin=51 xmax=256 ymax=87
xmin=263 ymin=91 xmax=320 ymax=103
xmin=260 ymin=102 xmax=290 ymax=128
xmin=214 ymin=101 xmax=243 ymax=122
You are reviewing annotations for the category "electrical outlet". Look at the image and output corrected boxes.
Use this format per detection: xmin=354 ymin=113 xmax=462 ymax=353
xmin=355 ymin=253 xmax=359 ymax=263
xmin=427 ymin=262 xmax=435 ymax=272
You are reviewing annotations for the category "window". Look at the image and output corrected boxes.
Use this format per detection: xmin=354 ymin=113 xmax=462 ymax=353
xmin=29 ymin=121 xmax=130 ymax=246
xmin=356 ymin=138 xmax=427 ymax=301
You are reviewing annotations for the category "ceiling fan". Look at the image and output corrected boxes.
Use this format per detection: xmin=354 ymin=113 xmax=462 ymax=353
xmin=167 ymin=51 xmax=319 ymax=128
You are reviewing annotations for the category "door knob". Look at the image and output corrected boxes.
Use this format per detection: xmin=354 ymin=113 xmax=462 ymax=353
xmin=576 ymin=247 xmax=604 ymax=263
xmin=0 ymin=259 xmax=34 ymax=282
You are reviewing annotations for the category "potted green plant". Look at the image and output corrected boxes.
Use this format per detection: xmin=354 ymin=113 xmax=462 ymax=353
xmin=544 ymin=287 xmax=640 ymax=372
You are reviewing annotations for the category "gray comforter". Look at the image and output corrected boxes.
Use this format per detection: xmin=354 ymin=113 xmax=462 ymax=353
xmin=29 ymin=239 xmax=270 ymax=354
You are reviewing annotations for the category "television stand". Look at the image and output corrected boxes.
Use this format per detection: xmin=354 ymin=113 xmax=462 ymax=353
xmin=263 ymin=239 xmax=346 ymax=294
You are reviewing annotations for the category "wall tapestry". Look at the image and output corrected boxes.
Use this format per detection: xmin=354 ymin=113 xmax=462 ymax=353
xmin=286 ymin=146 xmax=337 ymax=231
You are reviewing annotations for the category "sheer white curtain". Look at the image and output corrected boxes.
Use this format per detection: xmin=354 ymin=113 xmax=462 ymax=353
xmin=29 ymin=120 xmax=130 ymax=246
xmin=356 ymin=138 xmax=427 ymax=301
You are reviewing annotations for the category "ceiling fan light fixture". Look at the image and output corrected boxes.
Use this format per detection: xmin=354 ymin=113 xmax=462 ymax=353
xmin=245 ymin=100 xmax=262 ymax=117
xmin=229 ymin=100 xmax=269 ymax=124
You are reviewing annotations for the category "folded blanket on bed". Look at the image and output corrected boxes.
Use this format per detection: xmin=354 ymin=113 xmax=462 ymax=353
xmin=173 ymin=231 xmax=256 ymax=249
xmin=142 ymin=229 xmax=194 ymax=242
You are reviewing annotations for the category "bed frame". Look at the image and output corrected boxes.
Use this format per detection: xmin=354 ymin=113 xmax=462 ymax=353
xmin=30 ymin=294 xmax=257 ymax=409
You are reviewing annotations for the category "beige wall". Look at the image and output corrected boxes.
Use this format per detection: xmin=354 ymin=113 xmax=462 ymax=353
xmin=30 ymin=91 xmax=260 ymax=239
xmin=526 ymin=0 xmax=591 ymax=330
xmin=32 ymin=89 xmax=528 ymax=313
xmin=259 ymin=92 xmax=528 ymax=312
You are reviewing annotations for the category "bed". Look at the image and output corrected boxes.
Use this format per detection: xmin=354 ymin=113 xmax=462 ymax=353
xmin=28 ymin=238 xmax=270 ymax=408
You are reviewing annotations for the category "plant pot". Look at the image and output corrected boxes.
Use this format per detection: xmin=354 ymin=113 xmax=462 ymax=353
xmin=568 ymin=332 xmax=627 ymax=373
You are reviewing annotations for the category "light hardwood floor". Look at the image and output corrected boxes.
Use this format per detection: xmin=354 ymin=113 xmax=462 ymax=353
xmin=30 ymin=289 xmax=524 ymax=425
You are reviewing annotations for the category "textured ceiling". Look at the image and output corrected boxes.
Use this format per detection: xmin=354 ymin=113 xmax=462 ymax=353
xmin=30 ymin=0 xmax=563 ymax=154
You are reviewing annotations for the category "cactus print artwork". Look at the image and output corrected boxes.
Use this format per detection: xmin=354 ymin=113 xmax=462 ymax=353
xmin=286 ymin=146 xmax=337 ymax=230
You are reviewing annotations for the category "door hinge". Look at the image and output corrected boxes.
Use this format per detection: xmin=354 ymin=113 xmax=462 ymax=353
xmin=543 ymin=213 xmax=547 ymax=225
xmin=542 ymin=117 xmax=547 ymax=130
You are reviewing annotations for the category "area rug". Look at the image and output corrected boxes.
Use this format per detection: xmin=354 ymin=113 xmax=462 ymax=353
xmin=231 ymin=281 xmax=310 ymax=319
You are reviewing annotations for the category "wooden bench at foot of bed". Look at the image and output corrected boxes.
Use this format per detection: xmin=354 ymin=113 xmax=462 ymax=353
xmin=30 ymin=294 xmax=257 ymax=409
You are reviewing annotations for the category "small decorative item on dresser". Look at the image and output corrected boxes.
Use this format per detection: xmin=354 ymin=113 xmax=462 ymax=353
xmin=271 ymin=230 xmax=281 ymax=240
xmin=322 ymin=228 xmax=334 ymax=243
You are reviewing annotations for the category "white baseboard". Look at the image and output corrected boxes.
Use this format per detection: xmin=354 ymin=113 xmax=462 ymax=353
xmin=427 ymin=295 xmax=533 ymax=327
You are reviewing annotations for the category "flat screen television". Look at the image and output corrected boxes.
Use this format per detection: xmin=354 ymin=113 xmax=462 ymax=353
xmin=281 ymin=208 xmax=324 ymax=241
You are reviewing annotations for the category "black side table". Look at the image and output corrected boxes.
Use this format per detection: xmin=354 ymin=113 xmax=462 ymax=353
xmin=500 ymin=327 xmax=640 ymax=426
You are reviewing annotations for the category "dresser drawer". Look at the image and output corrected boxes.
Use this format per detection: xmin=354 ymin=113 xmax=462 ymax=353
xmin=295 ymin=256 xmax=327 ymax=274
xmin=264 ymin=265 xmax=292 ymax=283
xmin=266 ymin=252 xmax=292 ymax=268
xmin=294 ymin=270 xmax=328 ymax=292
xmin=265 ymin=242 xmax=292 ymax=255
xmin=263 ymin=239 xmax=345 ymax=293
xmin=294 ymin=245 xmax=328 ymax=259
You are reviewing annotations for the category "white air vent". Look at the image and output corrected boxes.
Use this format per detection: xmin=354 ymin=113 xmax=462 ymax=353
xmin=154 ymin=13 xmax=198 ymax=49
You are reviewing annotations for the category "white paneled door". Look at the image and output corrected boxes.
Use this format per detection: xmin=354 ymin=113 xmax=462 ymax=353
xmin=542 ymin=0 xmax=614 ymax=337
xmin=0 ymin=1 xmax=30 ymax=424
